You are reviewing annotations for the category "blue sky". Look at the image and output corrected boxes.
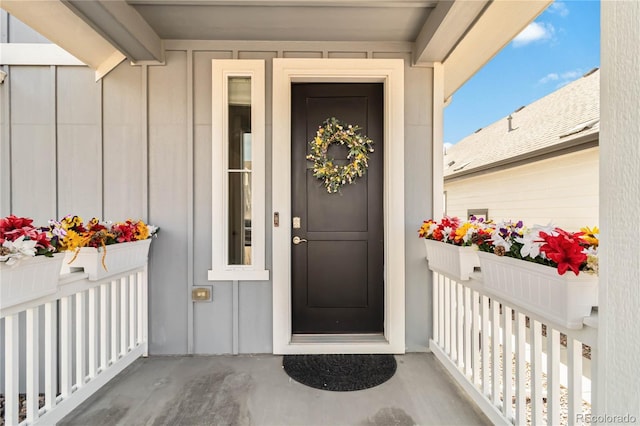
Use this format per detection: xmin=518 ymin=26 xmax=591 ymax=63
xmin=444 ymin=1 xmax=600 ymax=145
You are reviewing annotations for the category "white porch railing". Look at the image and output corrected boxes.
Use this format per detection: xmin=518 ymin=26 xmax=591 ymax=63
xmin=430 ymin=271 xmax=597 ymax=426
xmin=1 ymin=266 xmax=148 ymax=426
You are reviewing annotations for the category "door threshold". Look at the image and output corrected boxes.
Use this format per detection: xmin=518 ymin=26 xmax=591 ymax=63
xmin=291 ymin=333 xmax=386 ymax=344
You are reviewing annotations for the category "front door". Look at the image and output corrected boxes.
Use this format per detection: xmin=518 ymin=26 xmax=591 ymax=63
xmin=291 ymin=83 xmax=384 ymax=334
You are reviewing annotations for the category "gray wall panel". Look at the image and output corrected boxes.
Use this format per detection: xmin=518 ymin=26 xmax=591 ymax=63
xmin=56 ymin=67 xmax=102 ymax=219
xmin=148 ymin=50 xmax=189 ymax=354
xmin=238 ymin=282 xmax=273 ymax=354
xmin=103 ymin=62 xmax=144 ymax=220
xmin=193 ymin=282 xmax=233 ymax=354
xmin=9 ymin=67 xmax=56 ymax=224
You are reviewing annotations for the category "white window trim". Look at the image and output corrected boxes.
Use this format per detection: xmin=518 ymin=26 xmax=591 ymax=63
xmin=272 ymin=58 xmax=406 ymax=354
xmin=208 ymin=60 xmax=269 ymax=281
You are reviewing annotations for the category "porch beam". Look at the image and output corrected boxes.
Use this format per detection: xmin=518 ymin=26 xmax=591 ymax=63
xmin=62 ymin=0 xmax=164 ymax=64
xmin=413 ymin=0 xmax=488 ymax=66
xmin=0 ymin=0 xmax=126 ymax=80
xmin=442 ymin=0 xmax=552 ymax=99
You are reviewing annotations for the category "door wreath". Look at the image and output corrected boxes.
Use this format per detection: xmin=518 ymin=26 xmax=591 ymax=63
xmin=306 ymin=117 xmax=374 ymax=194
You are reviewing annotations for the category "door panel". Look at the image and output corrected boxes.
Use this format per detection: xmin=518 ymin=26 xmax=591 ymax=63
xmin=291 ymin=83 xmax=384 ymax=334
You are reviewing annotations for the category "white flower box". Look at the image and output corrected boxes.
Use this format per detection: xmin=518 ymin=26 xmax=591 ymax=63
xmin=477 ymin=251 xmax=598 ymax=329
xmin=423 ymin=239 xmax=480 ymax=281
xmin=1 ymin=254 xmax=65 ymax=310
xmin=61 ymin=239 xmax=152 ymax=281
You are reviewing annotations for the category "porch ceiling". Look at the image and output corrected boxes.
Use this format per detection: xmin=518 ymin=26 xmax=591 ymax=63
xmin=1 ymin=0 xmax=551 ymax=97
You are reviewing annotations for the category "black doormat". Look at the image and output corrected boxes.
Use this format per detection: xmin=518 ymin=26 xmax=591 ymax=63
xmin=282 ymin=354 xmax=397 ymax=392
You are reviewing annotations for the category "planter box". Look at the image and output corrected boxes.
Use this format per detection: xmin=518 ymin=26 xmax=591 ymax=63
xmin=1 ymin=253 xmax=65 ymax=310
xmin=61 ymin=239 xmax=152 ymax=281
xmin=477 ymin=251 xmax=598 ymax=329
xmin=423 ymin=239 xmax=480 ymax=281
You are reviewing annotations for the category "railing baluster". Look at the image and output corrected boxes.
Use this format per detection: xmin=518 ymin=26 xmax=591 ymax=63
xmin=88 ymin=286 xmax=98 ymax=378
xmin=111 ymin=280 xmax=119 ymax=363
xmin=120 ymin=276 xmax=128 ymax=355
xmin=26 ymin=307 xmax=40 ymax=423
xmin=44 ymin=301 xmax=58 ymax=411
xmin=456 ymin=283 xmax=464 ymax=369
xmin=491 ymin=300 xmax=501 ymax=406
xmin=438 ymin=274 xmax=444 ymax=347
xmin=567 ymin=337 xmax=583 ymax=425
xmin=129 ymin=273 xmax=137 ymax=350
xmin=515 ymin=311 xmax=527 ymax=425
xmin=531 ymin=320 xmax=544 ymax=425
xmin=502 ymin=306 xmax=513 ymax=421
xmin=450 ymin=278 xmax=457 ymax=361
xmin=141 ymin=266 xmax=149 ymax=356
xmin=100 ymin=283 xmax=108 ymax=370
xmin=137 ymin=273 xmax=144 ymax=345
xmin=464 ymin=286 xmax=472 ymax=378
xmin=472 ymin=290 xmax=481 ymax=387
xmin=444 ymin=277 xmax=451 ymax=356
xmin=547 ymin=328 xmax=561 ymax=425
xmin=60 ymin=295 xmax=73 ymax=397
xmin=76 ymin=291 xmax=86 ymax=388
xmin=5 ymin=314 xmax=19 ymax=426
xmin=433 ymin=272 xmax=439 ymax=345
xmin=481 ymin=295 xmax=490 ymax=397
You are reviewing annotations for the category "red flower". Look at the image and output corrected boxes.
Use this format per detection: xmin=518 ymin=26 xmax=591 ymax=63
xmin=0 ymin=215 xmax=36 ymax=243
xmin=539 ymin=230 xmax=587 ymax=276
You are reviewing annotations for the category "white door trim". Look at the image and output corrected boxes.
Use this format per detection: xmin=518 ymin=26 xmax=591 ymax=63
xmin=272 ymin=58 xmax=405 ymax=354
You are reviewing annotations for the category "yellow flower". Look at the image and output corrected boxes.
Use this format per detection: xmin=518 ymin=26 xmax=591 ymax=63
xmin=135 ymin=221 xmax=149 ymax=240
xmin=580 ymin=226 xmax=599 ymax=247
xmin=61 ymin=230 xmax=87 ymax=251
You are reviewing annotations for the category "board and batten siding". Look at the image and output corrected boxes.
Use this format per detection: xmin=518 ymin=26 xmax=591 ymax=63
xmin=1 ymin=38 xmax=435 ymax=354
xmin=444 ymin=147 xmax=599 ymax=230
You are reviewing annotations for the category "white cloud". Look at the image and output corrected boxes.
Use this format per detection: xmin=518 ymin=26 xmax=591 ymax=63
xmin=539 ymin=73 xmax=559 ymax=84
xmin=548 ymin=2 xmax=570 ymax=17
xmin=538 ymin=68 xmax=584 ymax=87
xmin=512 ymin=22 xmax=555 ymax=47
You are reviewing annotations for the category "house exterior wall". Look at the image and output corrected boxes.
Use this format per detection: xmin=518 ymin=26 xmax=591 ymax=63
xmin=599 ymin=1 xmax=640 ymax=420
xmin=0 ymin=40 xmax=435 ymax=354
xmin=444 ymin=147 xmax=599 ymax=230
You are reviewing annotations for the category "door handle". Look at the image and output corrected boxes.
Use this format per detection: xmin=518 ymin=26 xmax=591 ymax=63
xmin=292 ymin=236 xmax=308 ymax=245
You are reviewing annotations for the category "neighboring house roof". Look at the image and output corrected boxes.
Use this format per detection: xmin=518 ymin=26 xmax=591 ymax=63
xmin=444 ymin=68 xmax=600 ymax=179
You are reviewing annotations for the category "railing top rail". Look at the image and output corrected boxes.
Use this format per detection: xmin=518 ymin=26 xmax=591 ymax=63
xmin=0 ymin=265 xmax=147 ymax=319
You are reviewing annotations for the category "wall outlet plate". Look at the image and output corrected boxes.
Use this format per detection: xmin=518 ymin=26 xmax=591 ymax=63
xmin=192 ymin=286 xmax=213 ymax=302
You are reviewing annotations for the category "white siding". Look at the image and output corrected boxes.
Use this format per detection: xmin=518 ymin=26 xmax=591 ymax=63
xmin=444 ymin=147 xmax=599 ymax=230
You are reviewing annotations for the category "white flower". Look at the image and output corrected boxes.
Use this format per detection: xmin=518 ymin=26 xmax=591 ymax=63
xmin=515 ymin=231 xmax=543 ymax=259
xmin=490 ymin=230 xmax=512 ymax=250
xmin=1 ymin=236 xmax=37 ymax=264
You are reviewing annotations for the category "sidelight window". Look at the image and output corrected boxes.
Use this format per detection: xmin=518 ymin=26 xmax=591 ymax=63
xmin=209 ymin=60 xmax=268 ymax=281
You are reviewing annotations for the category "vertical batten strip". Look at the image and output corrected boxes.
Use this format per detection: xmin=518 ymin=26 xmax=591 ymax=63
xmin=464 ymin=287 xmax=472 ymax=378
xmin=44 ymin=301 xmax=57 ymax=411
xmin=60 ymin=296 xmax=72 ymax=397
xmin=502 ymin=306 xmax=513 ymax=420
xmin=567 ymin=338 xmax=583 ymax=425
xmin=4 ymin=314 xmax=19 ymax=426
xmin=514 ymin=312 xmax=526 ymax=424
xmin=491 ymin=300 xmax=500 ymax=405
xmin=100 ymin=283 xmax=109 ymax=370
xmin=88 ymin=287 xmax=98 ymax=378
xmin=481 ymin=295 xmax=490 ymax=397
xmin=547 ymin=328 xmax=561 ymax=425
xmin=186 ymin=48 xmax=195 ymax=355
xmin=51 ymin=65 xmax=58 ymax=219
xmin=531 ymin=320 xmax=544 ymax=425
xmin=472 ymin=290 xmax=481 ymax=387
xmin=75 ymin=291 xmax=86 ymax=388
xmin=26 ymin=308 xmax=39 ymax=423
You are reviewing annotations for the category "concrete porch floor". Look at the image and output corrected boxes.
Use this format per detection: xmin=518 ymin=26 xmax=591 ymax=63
xmin=60 ymin=353 xmax=490 ymax=426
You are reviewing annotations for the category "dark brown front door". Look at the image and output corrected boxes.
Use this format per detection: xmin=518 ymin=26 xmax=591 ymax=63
xmin=291 ymin=83 xmax=384 ymax=334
